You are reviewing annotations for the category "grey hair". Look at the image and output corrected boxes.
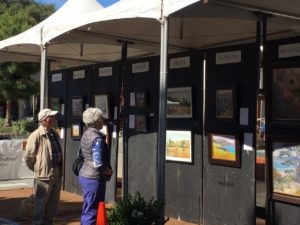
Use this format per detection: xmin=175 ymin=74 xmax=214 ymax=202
xmin=82 ymin=108 xmax=103 ymax=127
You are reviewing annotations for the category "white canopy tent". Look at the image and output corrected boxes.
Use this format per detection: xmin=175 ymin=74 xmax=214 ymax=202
xmin=0 ymin=0 xmax=102 ymax=48
xmin=2 ymin=0 xmax=300 ymax=67
xmin=37 ymin=2 xmax=300 ymax=223
xmin=0 ymin=0 xmax=104 ymax=64
xmin=0 ymin=0 xmax=159 ymax=68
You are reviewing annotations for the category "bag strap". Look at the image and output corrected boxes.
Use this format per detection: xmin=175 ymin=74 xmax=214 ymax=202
xmin=77 ymin=147 xmax=83 ymax=157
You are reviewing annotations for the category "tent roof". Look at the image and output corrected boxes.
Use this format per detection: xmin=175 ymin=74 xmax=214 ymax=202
xmin=51 ymin=0 xmax=300 ymax=50
xmin=1 ymin=0 xmax=300 ymax=69
xmin=0 ymin=0 xmax=104 ymax=68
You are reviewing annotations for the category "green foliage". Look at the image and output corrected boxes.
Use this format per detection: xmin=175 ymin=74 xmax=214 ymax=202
xmin=0 ymin=118 xmax=37 ymax=138
xmin=108 ymin=192 xmax=165 ymax=225
xmin=0 ymin=0 xmax=55 ymax=124
xmin=0 ymin=62 xmax=39 ymax=101
xmin=0 ymin=0 xmax=55 ymax=100
xmin=0 ymin=0 xmax=55 ymax=39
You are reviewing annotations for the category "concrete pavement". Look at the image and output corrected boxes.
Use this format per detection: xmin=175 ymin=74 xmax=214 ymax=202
xmin=0 ymin=184 xmax=198 ymax=225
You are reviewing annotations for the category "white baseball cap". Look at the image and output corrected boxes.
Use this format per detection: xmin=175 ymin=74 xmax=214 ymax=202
xmin=38 ymin=108 xmax=58 ymax=121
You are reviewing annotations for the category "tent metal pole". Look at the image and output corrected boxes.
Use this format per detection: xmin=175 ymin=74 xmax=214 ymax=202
xmin=120 ymin=41 xmax=129 ymax=198
xmin=40 ymin=45 xmax=48 ymax=111
xmin=157 ymin=16 xmax=168 ymax=225
xmin=261 ymin=15 xmax=273 ymax=225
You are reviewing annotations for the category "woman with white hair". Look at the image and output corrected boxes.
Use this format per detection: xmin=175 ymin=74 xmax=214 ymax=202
xmin=78 ymin=107 xmax=112 ymax=225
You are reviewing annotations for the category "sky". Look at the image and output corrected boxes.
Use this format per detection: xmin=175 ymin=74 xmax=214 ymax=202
xmin=35 ymin=0 xmax=118 ymax=9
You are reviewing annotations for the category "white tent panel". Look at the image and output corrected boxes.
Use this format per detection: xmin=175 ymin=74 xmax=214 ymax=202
xmin=164 ymin=0 xmax=200 ymax=17
xmin=0 ymin=0 xmax=102 ymax=54
xmin=0 ymin=51 xmax=40 ymax=63
xmin=42 ymin=0 xmax=163 ymax=45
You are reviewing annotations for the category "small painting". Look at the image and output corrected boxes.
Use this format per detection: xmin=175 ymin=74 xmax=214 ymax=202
xmin=272 ymin=67 xmax=300 ymax=121
xmin=216 ymin=89 xmax=233 ymax=119
xmin=272 ymin=141 xmax=300 ymax=204
xmin=208 ymin=133 xmax=240 ymax=167
xmin=135 ymin=115 xmax=147 ymax=132
xmin=135 ymin=92 xmax=146 ymax=108
xmin=71 ymin=97 xmax=83 ymax=117
xmin=94 ymin=95 xmax=109 ymax=119
xmin=71 ymin=123 xmax=81 ymax=139
xmin=167 ymin=87 xmax=192 ymax=118
xmin=166 ymin=130 xmax=192 ymax=163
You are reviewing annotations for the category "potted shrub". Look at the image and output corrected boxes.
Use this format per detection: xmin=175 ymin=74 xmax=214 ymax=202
xmin=108 ymin=192 xmax=165 ymax=225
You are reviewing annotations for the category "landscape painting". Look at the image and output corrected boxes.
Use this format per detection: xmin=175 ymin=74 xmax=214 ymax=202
xmin=209 ymin=133 xmax=240 ymax=167
xmin=272 ymin=67 xmax=300 ymax=121
xmin=272 ymin=141 xmax=300 ymax=202
xmin=71 ymin=123 xmax=81 ymax=139
xmin=166 ymin=130 xmax=192 ymax=163
xmin=167 ymin=87 xmax=192 ymax=118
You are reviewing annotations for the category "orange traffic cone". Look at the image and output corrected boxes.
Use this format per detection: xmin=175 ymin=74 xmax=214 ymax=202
xmin=96 ymin=202 xmax=108 ymax=225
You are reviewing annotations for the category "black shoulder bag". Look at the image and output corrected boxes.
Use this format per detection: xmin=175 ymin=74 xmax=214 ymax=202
xmin=72 ymin=148 xmax=84 ymax=176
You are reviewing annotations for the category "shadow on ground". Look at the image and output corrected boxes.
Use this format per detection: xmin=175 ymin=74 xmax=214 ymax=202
xmin=0 ymin=188 xmax=82 ymax=225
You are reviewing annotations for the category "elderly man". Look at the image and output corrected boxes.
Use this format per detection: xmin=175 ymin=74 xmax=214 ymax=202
xmin=25 ymin=108 xmax=63 ymax=225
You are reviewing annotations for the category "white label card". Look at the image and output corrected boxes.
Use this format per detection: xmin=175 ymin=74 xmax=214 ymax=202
xmin=240 ymin=108 xmax=249 ymax=126
xmin=60 ymin=128 xmax=65 ymax=139
xmin=216 ymin=50 xmax=241 ymax=64
xmin=73 ymin=70 xmax=85 ymax=79
xmin=52 ymin=73 xmax=62 ymax=82
xmin=61 ymin=104 xmax=65 ymax=116
xmin=243 ymin=133 xmax=253 ymax=151
xmin=279 ymin=43 xmax=300 ymax=58
xmin=130 ymin=92 xmax=136 ymax=106
xmin=132 ymin=62 xmax=149 ymax=73
xmin=99 ymin=67 xmax=113 ymax=77
xmin=114 ymin=106 xmax=118 ymax=120
xmin=170 ymin=56 xmax=190 ymax=69
xmin=113 ymin=125 xmax=117 ymax=139
xmin=129 ymin=115 xmax=135 ymax=129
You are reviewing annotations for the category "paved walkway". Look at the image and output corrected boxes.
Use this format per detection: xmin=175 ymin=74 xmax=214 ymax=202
xmin=0 ymin=183 xmax=197 ymax=225
xmin=0 ymin=179 xmax=265 ymax=225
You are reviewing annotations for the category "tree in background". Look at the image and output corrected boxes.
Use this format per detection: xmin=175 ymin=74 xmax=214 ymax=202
xmin=0 ymin=0 xmax=55 ymax=126
xmin=0 ymin=63 xmax=39 ymax=126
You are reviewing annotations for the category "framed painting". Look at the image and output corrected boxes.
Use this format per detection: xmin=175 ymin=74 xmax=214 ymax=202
xmin=71 ymin=97 xmax=83 ymax=117
xmin=167 ymin=87 xmax=192 ymax=118
xmin=135 ymin=115 xmax=147 ymax=132
xmin=215 ymin=85 xmax=236 ymax=120
xmin=272 ymin=67 xmax=300 ymax=122
xmin=166 ymin=130 xmax=192 ymax=163
xmin=49 ymin=98 xmax=61 ymax=112
xmin=135 ymin=91 xmax=146 ymax=108
xmin=71 ymin=123 xmax=81 ymax=140
xmin=272 ymin=139 xmax=300 ymax=204
xmin=94 ymin=94 xmax=109 ymax=119
xmin=208 ymin=133 xmax=240 ymax=167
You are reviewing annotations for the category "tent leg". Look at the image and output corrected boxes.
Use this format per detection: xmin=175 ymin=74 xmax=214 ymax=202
xmin=157 ymin=16 xmax=168 ymax=225
xmin=119 ymin=41 xmax=129 ymax=198
xmin=40 ymin=45 xmax=48 ymax=111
